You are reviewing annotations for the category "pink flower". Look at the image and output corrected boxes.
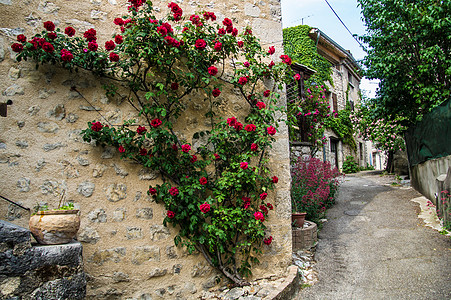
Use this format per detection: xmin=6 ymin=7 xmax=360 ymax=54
xmin=268 ymin=46 xmax=275 ymax=55
xmin=294 ymin=73 xmax=301 ymax=81
xmin=240 ymin=162 xmax=248 ymax=169
xmin=169 ymin=187 xmax=179 ymax=196
xmin=227 ymin=117 xmax=237 ymax=127
xmin=254 ymin=211 xmax=265 ymax=222
xmin=245 ymin=124 xmax=256 ymax=132
xmin=251 ymin=143 xmax=258 ymax=151
xmin=267 ymin=126 xmax=276 ymax=135
xmin=208 ymin=66 xmax=218 ymax=76
xmin=91 ymin=121 xmax=103 ymax=132
xmin=256 ymin=102 xmax=266 ymax=110
xmin=137 ymin=125 xmax=147 ymax=134
xmin=260 ymin=192 xmax=268 ymax=200
xmin=280 ymin=54 xmax=292 ymax=65
xmin=214 ymin=42 xmax=222 ymax=51
xmin=167 ymin=210 xmax=175 ymax=218
xmin=199 ymin=203 xmax=211 ymax=213
xmin=238 ymin=76 xmax=248 ymax=85
xmin=181 ymin=144 xmax=191 ymax=153
xmin=263 ymin=236 xmax=273 ymax=245
xmin=118 ymin=145 xmax=125 ymax=153
xmin=195 ymin=39 xmax=207 ymax=50
xmin=199 ymin=177 xmax=207 ymax=185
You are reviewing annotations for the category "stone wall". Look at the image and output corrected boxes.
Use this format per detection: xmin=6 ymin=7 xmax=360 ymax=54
xmin=0 ymin=220 xmax=86 ymax=299
xmin=0 ymin=0 xmax=292 ymax=299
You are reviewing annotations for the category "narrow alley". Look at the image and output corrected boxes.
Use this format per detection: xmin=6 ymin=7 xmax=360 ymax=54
xmin=298 ymin=171 xmax=451 ymax=299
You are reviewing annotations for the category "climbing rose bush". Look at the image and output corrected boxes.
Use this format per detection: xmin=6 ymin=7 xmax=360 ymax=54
xmin=13 ymin=0 xmax=296 ymax=285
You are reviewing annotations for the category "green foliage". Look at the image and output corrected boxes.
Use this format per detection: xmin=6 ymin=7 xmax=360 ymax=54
xmin=283 ymin=25 xmax=333 ymax=87
xmin=358 ymin=0 xmax=451 ymax=126
xmin=323 ymin=109 xmax=356 ymax=150
xmin=342 ymin=156 xmax=360 ymax=174
xmin=14 ymin=1 xmax=296 ymax=286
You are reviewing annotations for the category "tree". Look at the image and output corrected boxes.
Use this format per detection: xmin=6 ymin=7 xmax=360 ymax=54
xmin=358 ymin=0 xmax=451 ymax=126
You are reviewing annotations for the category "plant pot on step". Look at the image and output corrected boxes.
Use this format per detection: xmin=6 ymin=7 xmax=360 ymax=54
xmin=292 ymin=212 xmax=307 ymax=228
xmin=29 ymin=210 xmax=80 ymax=245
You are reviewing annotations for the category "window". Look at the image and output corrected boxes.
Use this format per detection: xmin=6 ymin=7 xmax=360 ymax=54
xmin=332 ymin=93 xmax=338 ymax=112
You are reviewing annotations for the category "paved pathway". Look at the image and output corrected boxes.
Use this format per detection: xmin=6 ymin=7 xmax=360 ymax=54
xmin=298 ymin=171 xmax=451 ymax=300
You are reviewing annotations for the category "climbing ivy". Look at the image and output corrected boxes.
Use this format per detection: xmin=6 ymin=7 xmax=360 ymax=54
xmin=323 ymin=109 xmax=356 ymax=150
xmin=282 ymin=25 xmax=333 ymax=88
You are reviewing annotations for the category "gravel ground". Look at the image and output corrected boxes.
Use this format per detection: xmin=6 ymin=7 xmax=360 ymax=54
xmin=297 ymin=171 xmax=451 ymax=300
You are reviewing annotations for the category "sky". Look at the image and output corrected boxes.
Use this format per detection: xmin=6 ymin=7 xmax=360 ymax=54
xmin=280 ymin=0 xmax=379 ymax=98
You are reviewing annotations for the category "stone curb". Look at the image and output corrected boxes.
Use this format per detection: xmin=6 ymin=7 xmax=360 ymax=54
xmin=264 ymin=265 xmax=300 ymax=300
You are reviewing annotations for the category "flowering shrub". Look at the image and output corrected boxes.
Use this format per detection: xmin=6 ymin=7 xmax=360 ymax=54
xmin=12 ymin=1 xmax=294 ymax=285
xmin=438 ymin=190 xmax=451 ymax=231
xmin=342 ymin=155 xmax=360 ymax=174
xmin=291 ymin=157 xmax=343 ymax=224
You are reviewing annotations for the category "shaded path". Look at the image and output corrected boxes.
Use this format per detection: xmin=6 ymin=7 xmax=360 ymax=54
xmin=298 ymin=171 xmax=451 ymax=299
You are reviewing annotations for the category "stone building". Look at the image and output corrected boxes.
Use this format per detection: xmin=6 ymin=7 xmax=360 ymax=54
xmin=0 ymin=1 xmax=292 ymax=299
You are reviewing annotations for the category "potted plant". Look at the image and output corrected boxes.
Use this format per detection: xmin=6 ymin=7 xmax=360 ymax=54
xmin=29 ymin=191 xmax=80 ymax=245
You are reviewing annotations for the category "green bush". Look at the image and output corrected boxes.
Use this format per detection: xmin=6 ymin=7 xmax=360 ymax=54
xmin=342 ymin=156 xmax=360 ymax=174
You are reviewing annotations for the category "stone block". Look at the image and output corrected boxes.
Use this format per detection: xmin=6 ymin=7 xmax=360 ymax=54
xmin=136 ymin=208 xmax=153 ymax=220
xmin=149 ymin=225 xmax=170 ymax=241
xmin=105 ymin=183 xmax=127 ymax=202
xmin=126 ymin=227 xmax=143 ymax=239
xmin=131 ymin=246 xmax=160 ymax=265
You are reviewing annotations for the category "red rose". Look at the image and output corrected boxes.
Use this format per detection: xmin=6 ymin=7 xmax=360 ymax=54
xmin=195 ymin=39 xmax=207 ymax=50
xmin=227 ymin=117 xmax=237 ymax=127
xmin=190 ymin=155 xmax=197 ymax=163
xmin=218 ymin=28 xmax=226 ymax=35
xmin=167 ymin=210 xmax=175 ymax=218
xmin=91 ymin=121 xmax=103 ymax=132
xmin=267 ymin=126 xmax=276 ymax=135
xmin=268 ymin=46 xmax=275 ymax=55
xmin=260 ymin=192 xmax=268 ymax=200
xmin=251 ymin=143 xmax=258 ymax=151
xmin=181 ymin=144 xmax=191 ymax=153
xmin=260 ymin=205 xmax=268 ymax=215
xmin=88 ymin=42 xmax=98 ymax=51
xmin=212 ymin=88 xmax=221 ymax=97
xmin=234 ymin=122 xmax=243 ymax=131
xmin=272 ymin=176 xmax=278 ymax=183
xmin=105 ymin=40 xmax=115 ymax=51
xmin=222 ymin=18 xmax=233 ymax=27
xmin=232 ymin=28 xmax=238 ymax=36
xmin=115 ymin=35 xmax=123 ymax=44
xmin=43 ymin=21 xmax=55 ymax=31
xmin=208 ymin=66 xmax=218 ymax=76
xmin=61 ymin=49 xmax=74 ymax=61
xmin=139 ymin=148 xmax=148 ymax=156
xmin=243 ymin=61 xmax=250 ymax=68
xmin=17 ymin=34 xmax=26 ymax=42
xmin=268 ymin=61 xmax=275 ymax=68
xmin=263 ymin=236 xmax=273 ymax=245
xmin=150 ymin=118 xmax=162 ymax=128
xmin=256 ymin=102 xmax=266 ymax=110
xmin=199 ymin=177 xmax=207 ymax=185
xmin=136 ymin=125 xmax=147 ymax=134
xmin=266 ymin=203 xmax=274 ymax=210
xmin=171 ymin=82 xmax=179 ymax=90
xmin=214 ymin=153 xmax=220 ymax=160
xmin=254 ymin=211 xmax=265 ymax=222
xmin=114 ymin=18 xmax=124 ymax=26
xmin=238 ymin=76 xmax=248 ymax=85
xmin=169 ymin=187 xmax=179 ymax=196
xmin=280 ymin=54 xmax=292 ymax=65
xmin=172 ymin=144 xmax=178 ymax=151
xmin=47 ymin=32 xmax=57 ymax=40
xmin=245 ymin=28 xmax=253 ymax=35
xmin=84 ymin=28 xmax=97 ymax=42
xmin=226 ymin=26 xmax=233 ymax=33
xmin=237 ymin=41 xmax=244 ymax=48
xmin=245 ymin=124 xmax=256 ymax=132
xmin=109 ymin=52 xmax=119 ymax=62
xmin=42 ymin=42 xmax=54 ymax=53
xmin=240 ymin=162 xmax=248 ymax=169
xmin=118 ymin=145 xmax=125 ymax=153
xmin=294 ymin=73 xmax=301 ymax=81
xmin=162 ymin=22 xmax=173 ymax=33
xmin=199 ymin=203 xmax=210 ymax=213
xmin=148 ymin=188 xmax=157 ymax=195
xmin=214 ymin=42 xmax=222 ymax=51
xmin=157 ymin=25 xmax=168 ymax=36
xmin=65 ymin=27 xmax=76 ymax=37
xmin=263 ymin=90 xmax=270 ymax=97
xmin=11 ymin=43 xmax=23 ymax=53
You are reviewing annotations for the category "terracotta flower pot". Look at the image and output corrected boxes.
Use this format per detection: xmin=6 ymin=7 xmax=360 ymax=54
xmin=292 ymin=212 xmax=307 ymax=228
xmin=29 ymin=210 xmax=80 ymax=245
